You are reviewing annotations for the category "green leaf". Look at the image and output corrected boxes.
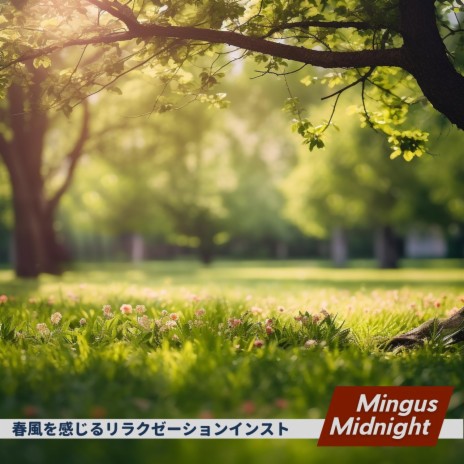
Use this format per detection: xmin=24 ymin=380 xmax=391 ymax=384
xmin=33 ymin=56 xmax=51 ymax=69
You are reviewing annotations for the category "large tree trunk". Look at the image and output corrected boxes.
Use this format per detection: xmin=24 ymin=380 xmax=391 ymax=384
xmin=330 ymin=226 xmax=348 ymax=267
xmin=130 ymin=233 xmax=145 ymax=262
xmin=198 ymin=237 xmax=214 ymax=265
xmin=0 ymin=68 xmax=88 ymax=278
xmin=275 ymin=240 xmax=288 ymax=260
xmin=12 ymin=186 xmax=63 ymax=277
xmin=374 ymin=226 xmax=399 ymax=269
xmin=4 ymin=78 xmax=63 ymax=277
xmin=399 ymin=0 xmax=464 ymax=130
xmin=8 ymin=148 xmax=64 ymax=277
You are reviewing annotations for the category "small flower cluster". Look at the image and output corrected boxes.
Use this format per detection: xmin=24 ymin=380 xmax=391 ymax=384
xmin=228 ymin=318 xmax=242 ymax=328
xmin=265 ymin=318 xmax=273 ymax=335
xmin=101 ymin=304 xmax=147 ymax=318
xmin=36 ymin=323 xmax=50 ymax=337
xmin=50 ymin=312 xmax=62 ymax=325
xmin=294 ymin=309 xmax=329 ymax=325
xmin=102 ymin=305 xmax=113 ymax=318
xmin=137 ymin=315 xmax=152 ymax=331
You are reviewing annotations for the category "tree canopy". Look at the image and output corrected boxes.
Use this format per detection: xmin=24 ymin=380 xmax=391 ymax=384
xmin=1 ymin=1 xmax=464 ymax=159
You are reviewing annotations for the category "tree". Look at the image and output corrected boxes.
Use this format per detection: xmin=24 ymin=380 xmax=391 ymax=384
xmin=61 ymin=71 xmax=300 ymax=264
xmin=414 ymin=122 xmax=464 ymax=258
xmin=1 ymin=0 xmax=464 ymax=158
xmin=0 ymin=163 xmax=12 ymax=263
xmin=0 ymin=66 xmax=89 ymax=277
xmin=282 ymin=99 xmax=464 ymax=268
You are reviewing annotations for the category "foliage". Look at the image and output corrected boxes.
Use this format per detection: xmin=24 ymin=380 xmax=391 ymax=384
xmin=1 ymin=0 xmax=463 ymax=158
xmin=58 ymin=69 xmax=299 ymax=259
xmin=281 ymin=101 xmax=464 ymax=240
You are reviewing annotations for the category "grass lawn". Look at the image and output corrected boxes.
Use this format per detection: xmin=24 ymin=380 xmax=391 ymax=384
xmin=0 ymin=260 xmax=463 ymax=463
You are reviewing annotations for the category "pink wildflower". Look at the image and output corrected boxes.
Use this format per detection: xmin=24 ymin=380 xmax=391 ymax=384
xmin=241 ymin=401 xmax=256 ymax=415
xmin=36 ymin=323 xmax=50 ymax=336
xmin=275 ymin=398 xmax=289 ymax=410
xmin=320 ymin=309 xmax=330 ymax=319
xmin=304 ymin=339 xmax=318 ymax=348
xmin=187 ymin=293 xmax=201 ymax=302
xmin=0 ymin=294 xmax=8 ymax=304
xmin=102 ymin=305 xmax=112 ymax=316
xmin=90 ymin=406 xmax=107 ymax=419
xmin=120 ymin=304 xmax=133 ymax=315
xmin=251 ymin=306 xmax=263 ymax=315
xmin=253 ymin=339 xmax=264 ymax=348
xmin=50 ymin=312 xmax=62 ymax=325
xmin=135 ymin=305 xmax=146 ymax=314
xmin=22 ymin=405 xmax=39 ymax=418
xmin=228 ymin=318 xmax=242 ymax=328
xmin=138 ymin=315 xmax=152 ymax=330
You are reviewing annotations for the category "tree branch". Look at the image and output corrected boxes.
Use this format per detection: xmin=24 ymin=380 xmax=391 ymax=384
xmin=3 ymin=3 xmax=406 ymax=73
xmin=129 ymin=21 xmax=406 ymax=69
xmin=87 ymin=0 xmax=141 ymax=31
xmin=321 ymin=67 xmax=375 ymax=100
xmin=5 ymin=25 xmax=405 ymax=71
xmin=262 ymin=19 xmax=397 ymax=38
xmin=47 ymin=101 xmax=90 ymax=214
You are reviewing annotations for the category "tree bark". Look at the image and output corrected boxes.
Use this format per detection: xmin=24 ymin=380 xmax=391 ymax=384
xmin=275 ymin=241 xmax=289 ymax=260
xmin=330 ymin=226 xmax=348 ymax=267
xmin=375 ymin=226 xmax=399 ymax=269
xmin=6 ymin=110 xmax=64 ymax=276
xmin=11 ymin=183 xmax=62 ymax=277
xmin=130 ymin=234 xmax=145 ymax=262
xmin=0 ymin=70 xmax=89 ymax=278
xmin=2 ymin=77 xmax=63 ymax=277
xmin=198 ymin=235 xmax=214 ymax=265
xmin=398 ymin=0 xmax=464 ymax=130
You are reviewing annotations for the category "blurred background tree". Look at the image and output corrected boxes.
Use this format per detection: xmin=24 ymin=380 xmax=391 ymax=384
xmin=1 ymin=60 xmax=464 ymax=273
xmin=0 ymin=65 xmax=89 ymax=277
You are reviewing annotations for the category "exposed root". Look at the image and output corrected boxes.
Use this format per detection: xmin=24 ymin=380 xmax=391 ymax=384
xmin=385 ymin=306 xmax=464 ymax=350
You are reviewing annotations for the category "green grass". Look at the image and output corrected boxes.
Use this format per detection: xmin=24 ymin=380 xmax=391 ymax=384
xmin=0 ymin=260 xmax=463 ymax=463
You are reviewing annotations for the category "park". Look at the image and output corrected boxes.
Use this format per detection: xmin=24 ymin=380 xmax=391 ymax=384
xmin=0 ymin=1 xmax=464 ymax=463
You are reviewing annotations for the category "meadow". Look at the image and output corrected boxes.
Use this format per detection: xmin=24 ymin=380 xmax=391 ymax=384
xmin=0 ymin=260 xmax=463 ymax=463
